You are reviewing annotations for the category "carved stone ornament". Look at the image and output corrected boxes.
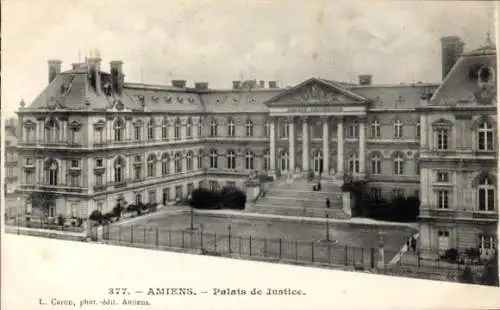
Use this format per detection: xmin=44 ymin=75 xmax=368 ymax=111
xmin=474 ymin=84 xmax=496 ymax=105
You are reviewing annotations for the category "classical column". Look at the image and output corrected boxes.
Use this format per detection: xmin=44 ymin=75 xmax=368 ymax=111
xmin=269 ymin=117 xmax=277 ymax=174
xmin=288 ymin=117 xmax=295 ymax=173
xmin=336 ymin=118 xmax=344 ymax=177
xmin=301 ymin=116 xmax=310 ymax=172
xmin=322 ymin=116 xmax=330 ymax=175
xmin=359 ymin=117 xmax=366 ymax=176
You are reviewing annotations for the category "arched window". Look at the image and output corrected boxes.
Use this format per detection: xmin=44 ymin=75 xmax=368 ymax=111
xmin=174 ymin=117 xmax=181 ymax=140
xmin=45 ymin=119 xmax=60 ymax=143
xmin=370 ymin=120 xmax=380 ymax=138
xmin=210 ymin=150 xmax=218 ymax=168
xmin=147 ymin=154 xmax=156 ymax=177
xmin=210 ymin=118 xmax=218 ymax=137
xmin=348 ymin=153 xmax=359 ymax=174
xmin=114 ymin=157 xmax=126 ymax=183
xmin=113 ymin=118 xmax=125 ymax=142
xmin=394 ymin=119 xmax=403 ymax=138
xmin=370 ymin=153 xmax=381 ymax=174
xmin=133 ymin=155 xmax=143 ymax=180
xmin=393 ymin=152 xmax=404 ymax=175
xmin=281 ymin=119 xmax=289 ymax=138
xmin=227 ymin=118 xmax=235 ymax=137
xmin=186 ymin=118 xmax=192 ymax=138
xmin=263 ymin=150 xmax=270 ymax=170
xmin=245 ymin=119 xmax=253 ymax=137
xmin=198 ymin=150 xmax=203 ymax=169
xmin=45 ymin=159 xmax=58 ymax=185
xmin=186 ymin=151 xmax=193 ymax=171
xmin=147 ymin=118 xmax=155 ymax=141
xmin=347 ymin=121 xmax=358 ymax=138
xmin=264 ymin=120 xmax=271 ymax=137
xmin=435 ymin=129 xmax=448 ymax=150
xmin=227 ymin=150 xmax=236 ymax=169
xmin=478 ymin=121 xmax=494 ymax=151
xmin=174 ymin=152 xmax=182 ymax=173
xmin=245 ymin=151 xmax=254 ymax=170
xmin=161 ymin=117 xmax=169 ymax=140
xmin=280 ymin=150 xmax=289 ymax=171
xmin=478 ymin=176 xmax=495 ymax=211
xmin=161 ymin=153 xmax=169 ymax=176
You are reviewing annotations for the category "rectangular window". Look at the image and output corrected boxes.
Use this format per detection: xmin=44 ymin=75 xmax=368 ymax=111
xmin=134 ymin=127 xmax=141 ymax=141
xmin=95 ymin=174 xmax=103 ymax=187
xmin=148 ymin=190 xmax=156 ymax=203
xmin=135 ymin=193 xmax=142 ymax=204
xmin=175 ymin=185 xmax=183 ymax=200
xmin=70 ymin=175 xmax=80 ymax=187
xmin=71 ymin=160 xmax=79 ymax=168
xmin=187 ymin=183 xmax=194 ymax=196
xmin=436 ymin=172 xmax=449 ymax=183
xmin=437 ymin=190 xmax=449 ymax=209
xmin=95 ymin=159 xmax=103 ymax=168
xmin=436 ymin=129 xmax=448 ymax=150
xmin=162 ymin=126 xmax=168 ymax=140
xmin=162 ymin=188 xmax=170 ymax=204
xmin=370 ymin=188 xmax=382 ymax=200
xmin=96 ymin=202 xmax=103 ymax=213
xmin=393 ymin=189 xmax=404 ymax=199
xmin=209 ymin=180 xmax=218 ymax=191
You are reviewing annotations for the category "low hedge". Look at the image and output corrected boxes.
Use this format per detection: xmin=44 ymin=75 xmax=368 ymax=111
xmin=189 ymin=187 xmax=247 ymax=210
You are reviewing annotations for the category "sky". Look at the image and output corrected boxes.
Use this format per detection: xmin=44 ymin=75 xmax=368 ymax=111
xmin=1 ymin=0 xmax=497 ymax=118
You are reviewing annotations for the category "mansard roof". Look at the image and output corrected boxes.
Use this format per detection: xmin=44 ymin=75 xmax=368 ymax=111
xmin=431 ymin=41 xmax=497 ymax=106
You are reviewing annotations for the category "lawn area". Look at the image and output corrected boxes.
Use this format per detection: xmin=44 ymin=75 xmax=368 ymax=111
xmin=105 ymin=212 xmax=416 ymax=267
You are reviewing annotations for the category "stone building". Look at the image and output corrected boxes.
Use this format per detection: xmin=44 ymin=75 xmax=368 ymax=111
xmin=4 ymin=117 xmax=20 ymax=218
xmin=14 ymin=35 xmax=497 ymax=257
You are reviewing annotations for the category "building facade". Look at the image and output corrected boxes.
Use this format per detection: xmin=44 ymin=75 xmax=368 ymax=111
xmin=14 ymin=36 xmax=497 ymax=257
xmin=4 ymin=118 xmax=20 ymax=218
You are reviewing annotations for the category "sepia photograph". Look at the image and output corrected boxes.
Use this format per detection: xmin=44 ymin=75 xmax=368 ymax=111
xmin=1 ymin=0 xmax=499 ymax=309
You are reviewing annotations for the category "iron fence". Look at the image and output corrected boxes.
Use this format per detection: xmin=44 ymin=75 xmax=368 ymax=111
xmin=100 ymin=224 xmax=489 ymax=279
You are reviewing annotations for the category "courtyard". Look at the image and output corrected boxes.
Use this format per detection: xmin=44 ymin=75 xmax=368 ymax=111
xmin=104 ymin=210 xmax=417 ymax=267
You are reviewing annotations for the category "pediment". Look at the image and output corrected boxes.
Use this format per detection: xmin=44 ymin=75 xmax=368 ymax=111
xmin=264 ymin=78 xmax=367 ymax=107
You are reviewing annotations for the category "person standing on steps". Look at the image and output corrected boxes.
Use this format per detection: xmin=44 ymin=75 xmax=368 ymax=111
xmin=411 ymin=236 xmax=417 ymax=252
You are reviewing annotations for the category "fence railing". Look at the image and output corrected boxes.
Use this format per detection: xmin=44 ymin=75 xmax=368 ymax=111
xmin=100 ymin=224 xmax=486 ymax=276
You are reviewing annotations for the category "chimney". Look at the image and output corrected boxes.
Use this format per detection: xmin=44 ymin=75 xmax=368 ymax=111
xmin=441 ymin=36 xmax=465 ymax=80
xmin=48 ymin=60 xmax=62 ymax=84
xmin=268 ymin=81 xmax=278 ymax=88
xmin=110 ymin=60 xmax=124 ymax=94
xmin=358 ymin=74 xmax=372 ymax=85
xmin=232 ymin=81 xmax=241 ymax=89
xmin=87 ymin=56 xmax=102 ymax=94
xmin=259 ymin=80 xmax=265 ymax=88
xmin=172 ymin=80 xmax=186 ymax=88
xmin=194 ymin=82 xmax=209 ymax=90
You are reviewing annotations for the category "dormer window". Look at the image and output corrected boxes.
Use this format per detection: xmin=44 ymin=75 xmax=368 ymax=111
xmin=70 ymin=160 xmax=80 ymax=169
xmin=478 ymin=66 xmax=494 ymax=85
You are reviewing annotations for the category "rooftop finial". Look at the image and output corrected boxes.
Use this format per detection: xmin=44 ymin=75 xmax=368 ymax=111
xmin=485 ymin=31 xmax=494 ymax=47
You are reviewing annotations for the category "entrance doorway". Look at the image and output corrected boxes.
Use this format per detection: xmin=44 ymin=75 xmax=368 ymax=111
xmin=280 ymin=150 xmax=289 ymax=173
xmin=313 ymin=151 xmax=323 ymax=175
xmin=437 ymin=230 xmax=450 ymax=253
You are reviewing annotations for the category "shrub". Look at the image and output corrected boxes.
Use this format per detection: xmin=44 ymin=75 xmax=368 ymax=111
xmin=112 ymin=204 xmax=124 ymax=218
xmin=147 ymin=203 xmax=158 ymax=212
xmin=126 ymin=204 xmax=138 ymax=213
xmin=102 ymin=212 xmax=114 ymax=223
xmin=57 ymin=214 xmax=65 ymax=226
xmin=480 ymin=251 xmax=499 ymax=286
xmin=89 ymin=210 xmax=103 ymax=223
xmin=220 ymin=186 xmax=246 ymax=210
xmin=442 ymin=248 xmax=459 ymax=263
xmin=460 ymin=265 xmax=475 ymax=284
xmin=189 ymin=188 xmax=220 ymax=209
xmin=76 ymin=218 xmax=83 ymax=227
xmin=465 ymin=248 xmax=481 ymax=261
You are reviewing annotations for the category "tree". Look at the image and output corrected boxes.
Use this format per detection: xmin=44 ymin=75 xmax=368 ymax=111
xmin=460 ymin=265 xmax=475 ymax=284
xmin=480 ymin=251 xmax=499 ymax=286
xmin=29 ymin=191 xmax=58 ymax=222
xmin=89 ymin=210 xmax=103 ymax=224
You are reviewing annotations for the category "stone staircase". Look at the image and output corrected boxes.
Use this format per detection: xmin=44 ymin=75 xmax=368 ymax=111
xmin=248 ymin=176 xmax=349 ymax=219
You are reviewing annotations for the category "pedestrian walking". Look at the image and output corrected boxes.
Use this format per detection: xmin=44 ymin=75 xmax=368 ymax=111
xmin=406 ymin=238 xmax=411 ymax=250
xmin=411 ymin=237 xmax=417 ymax=252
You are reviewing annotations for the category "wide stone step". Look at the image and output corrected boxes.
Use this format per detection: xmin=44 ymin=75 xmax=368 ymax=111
xmin=259 ymin=196 xmax=341 ymax=208
xmin=250 ymin=204 xmax=348 ymax=219
xmin=267 ymin=189 xmax=341 ymax=200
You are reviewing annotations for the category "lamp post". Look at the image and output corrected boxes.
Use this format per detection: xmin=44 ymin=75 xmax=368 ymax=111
xmin=325 ymin=198 xmax=330 ymax=242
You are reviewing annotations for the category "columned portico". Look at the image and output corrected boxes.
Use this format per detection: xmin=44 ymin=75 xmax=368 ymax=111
xmin=321 ymin=116 xmax=330 ymax=175
xmin=337 ymin=119 xmax=344 ymax=177
xmin=288 ymin=117 xmax=296 ymax=174
xmin=269 ymin=117 xmax=276 ymax=176
xmin=301 ymin=116 xmax=310 ymax=172
xmin=358 ymin=118 xmax=366 ymax=176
